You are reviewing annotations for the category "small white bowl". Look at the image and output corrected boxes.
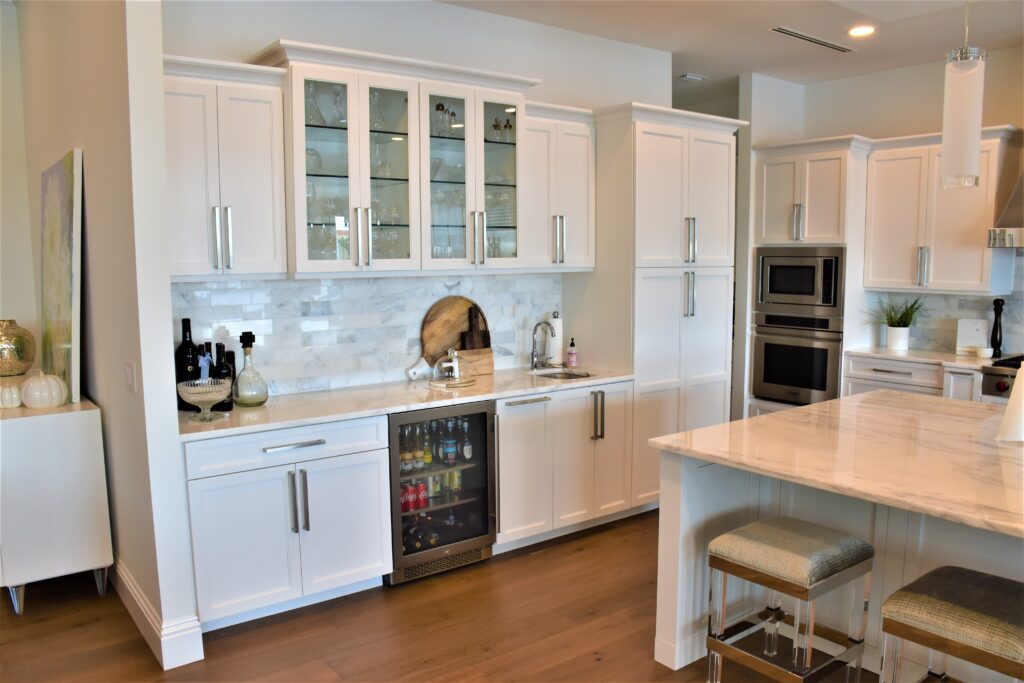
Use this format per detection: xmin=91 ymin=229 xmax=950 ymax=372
xmin=976 ymin=347 xmax=994 ymax=359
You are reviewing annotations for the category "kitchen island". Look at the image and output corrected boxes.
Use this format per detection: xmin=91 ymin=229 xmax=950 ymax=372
xmin=650 ymin=390 xmax=1022 ymax=681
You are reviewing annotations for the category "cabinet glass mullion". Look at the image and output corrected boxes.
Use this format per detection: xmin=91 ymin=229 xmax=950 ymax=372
xmin=482 ymin=101 xmax=517 ymax=259
xmin=427 ymin=94 xmax=468 ymax=260
xmin=304 ymin=79 xmax=351 ymax=262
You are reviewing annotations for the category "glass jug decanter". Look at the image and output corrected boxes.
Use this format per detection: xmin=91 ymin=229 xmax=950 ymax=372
xmin=234 ymin=331 xmax=269 ymax=406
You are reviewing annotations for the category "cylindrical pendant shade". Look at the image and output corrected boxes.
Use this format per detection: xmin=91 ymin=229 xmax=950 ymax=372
xmin=940 ymin=47 xmax=986 ymax=189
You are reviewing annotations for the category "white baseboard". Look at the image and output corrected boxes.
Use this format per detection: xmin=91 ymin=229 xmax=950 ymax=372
xmin=111 ymin=559 xmax=204 ymax=670
xmin=494 ymin=502 xmax=659 ymax=555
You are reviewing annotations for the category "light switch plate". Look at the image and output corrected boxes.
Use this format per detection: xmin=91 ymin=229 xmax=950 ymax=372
xmin=124 ymin=361 xmax=138 ymax=394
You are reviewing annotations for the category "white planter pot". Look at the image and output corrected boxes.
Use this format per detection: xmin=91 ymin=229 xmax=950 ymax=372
xmin=886 ymin=326 xmax=910 ymax=351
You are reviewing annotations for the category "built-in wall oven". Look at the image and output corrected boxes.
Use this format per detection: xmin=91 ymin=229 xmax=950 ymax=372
xmin=753 ymin=247 xmax=845 ymax=405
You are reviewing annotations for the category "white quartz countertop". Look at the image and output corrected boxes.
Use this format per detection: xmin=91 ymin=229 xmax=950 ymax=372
xmin=650 ymin=390 xmax=1022 ymax=537
xmin=845 ymin=346 xmax=993 ymax=370
xmin=179 ymin=368 xmax=632 ymax=442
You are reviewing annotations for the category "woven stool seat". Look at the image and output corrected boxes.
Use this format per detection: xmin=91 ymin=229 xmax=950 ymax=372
xmin=708 ymin=516 xmax=874 ymax=589
xmin=882 ymin=566 xmax=1024 ymax=666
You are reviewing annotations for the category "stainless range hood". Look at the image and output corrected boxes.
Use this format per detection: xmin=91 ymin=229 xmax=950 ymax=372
xmin=988 ymin=171 xmax=1024 ymax=248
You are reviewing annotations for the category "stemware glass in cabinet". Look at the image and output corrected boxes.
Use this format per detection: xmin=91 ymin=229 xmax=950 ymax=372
xmin=482 ymin=100 xmax=518 ymax=260
xmin=367 ymin=86 xmax=413 ymax=262
xmin=427 ymin=94 xmax=469 ymax=262
xmin=303 ymin=78 xmax=352 ymax=264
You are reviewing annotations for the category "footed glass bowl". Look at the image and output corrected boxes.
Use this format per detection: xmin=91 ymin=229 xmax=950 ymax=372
xmin=177 ymin=378 xmax=231 ymax=422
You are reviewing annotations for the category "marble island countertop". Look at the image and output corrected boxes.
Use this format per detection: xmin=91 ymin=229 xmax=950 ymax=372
xmin=845 ymin=346 xmax=996 ymax=370
xmin=650 ymin=390 xmax=1022 ymax=537
xmin=179 ymin=367 xmax=632 ymax=442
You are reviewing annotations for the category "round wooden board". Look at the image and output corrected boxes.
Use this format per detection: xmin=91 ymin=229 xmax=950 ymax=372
xmin=420 ymin=296 xmax=490 ymax=365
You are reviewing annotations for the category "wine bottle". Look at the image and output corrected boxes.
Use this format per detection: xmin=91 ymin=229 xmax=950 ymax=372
xmin=174 ymin=319 xmax=200 ymax=412
xmin=213 ymin=344 xmax=234 ymax=412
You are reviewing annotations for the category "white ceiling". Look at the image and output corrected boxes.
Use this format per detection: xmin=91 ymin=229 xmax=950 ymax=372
xmin=448 ymin=0 xmax=1023 ymax=101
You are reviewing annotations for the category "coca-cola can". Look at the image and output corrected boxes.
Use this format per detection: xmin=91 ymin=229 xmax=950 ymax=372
xmin=416 ymin=481 xmax=429 ymax=509
xmin=400 ymin=483 xmax=413 ymax=512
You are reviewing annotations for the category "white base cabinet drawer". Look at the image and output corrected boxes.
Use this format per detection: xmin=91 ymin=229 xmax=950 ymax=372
xmin=844 ymin=356 xmax=943 ymax=389
xmin=185 ymin=416 xmax=387 ymax=480
xmin=842 ymin=376 xmax=942 ymax=397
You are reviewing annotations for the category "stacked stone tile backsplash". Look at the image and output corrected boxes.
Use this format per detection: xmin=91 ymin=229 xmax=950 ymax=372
xmin=171 ymin=274 xmax=562 ymax=395
xmin=870 ymin=250 xmax=1023 ymax=353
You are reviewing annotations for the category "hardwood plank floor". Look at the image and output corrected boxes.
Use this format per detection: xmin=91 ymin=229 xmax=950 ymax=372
xmin=0 ymin=512 xmax=875 ymax=682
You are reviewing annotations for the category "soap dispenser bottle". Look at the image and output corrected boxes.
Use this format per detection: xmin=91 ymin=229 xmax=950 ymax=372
xmin=567 ymin=338 xmax=578 ymax=367
xmin=234 ymin=331 xmax=269 ymax=406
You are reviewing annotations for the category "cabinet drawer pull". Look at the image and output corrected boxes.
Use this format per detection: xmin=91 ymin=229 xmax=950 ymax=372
xmin=300 ymin=469 xmax=310 ymax=531
xmin=213 ymin=206 xmax=224 ymax=269
xmin=287 ymin=470 xmax=299 ymax=534
xmin=506 ymin=396 xmax=551 ymax=407
xmin=224 ymin=206 xmax=235 ymax=269
xmin=261 ymin=438 xmax=326 ymax=454
xmin=870 ymin=368 xmax=913 ymax=376
xmin=591 ymin=391 xmax=600 ymax=440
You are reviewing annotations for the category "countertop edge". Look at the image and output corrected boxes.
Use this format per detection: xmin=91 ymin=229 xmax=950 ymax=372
xmin=648 ymin=436 xmax=1022 ymax=538
xmin=179 ymin=372 xmax=634 ymax=444
xmin=845 ymin=347 xmax=991 ymax=370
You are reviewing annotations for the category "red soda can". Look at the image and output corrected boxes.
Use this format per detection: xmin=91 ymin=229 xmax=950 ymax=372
xmin=416 ymin=481 xmax=429 ymax=509
xmin=401 ymin=483 xmax=413 ymax=512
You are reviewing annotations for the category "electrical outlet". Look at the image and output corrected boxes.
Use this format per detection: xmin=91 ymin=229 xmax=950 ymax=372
xmin=124 ymin=361 xmax=138 ymax=395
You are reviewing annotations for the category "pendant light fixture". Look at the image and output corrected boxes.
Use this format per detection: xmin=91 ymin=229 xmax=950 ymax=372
xmin=940 ymin=1 xmax=986 ymax=189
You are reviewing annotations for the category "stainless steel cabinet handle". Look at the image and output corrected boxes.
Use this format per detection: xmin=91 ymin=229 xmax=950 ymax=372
xmin=224 ymin=206 xmax=235 ymax=269
xmin=506 ymin=395 xmax=551 ymax=407
xmin=870 ymin=368 xmax=913 ymax=377
xmin=921 ymin=245 xmax=930 ymax=286
xmin=559 ymin=216 xmax=567 ymax=264
xmin=915 ymin=246 xmax=923 ymax=286
xmin=688 ymin=271 xmax=696 ymax=317
xmin=480 ymin=210 xmax=488 ymax=264
xmin=353 ymin=207 xmax=363 ymax=267
xmin=682 ymin=271 xmax=690 ymax=317
xmin=287 ymin=471 xmax=299 ymax=534
xmin=365 ymin=207 xmax=373 ymax=267
xmin=471 ymin=211 xmax=478 ymax=265
xmin=792 ymin=204 xmax=800 ymax=241
xmin=262 ymin=438 xmax=326 ymax=454
xmin=213 ymin=206 xmax=224 ymax=269
xmin=591 ymin=391 xmax=600 ymax=440
xmin=798 ymin=203 xmax=806 ymax=241
xmin=552 ymin=216 xmax=560 ymax=264
xmin=300 ymin=469 xmax=310 ymax=531
xmin=691 ymin=217 xmax=698 ymax=263
xmin=599 ymin=390 xmax=606 ymax=439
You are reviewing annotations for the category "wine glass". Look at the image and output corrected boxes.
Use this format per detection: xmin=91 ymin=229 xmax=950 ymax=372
xmin=178 ymin=379 xmax=232 ymax=422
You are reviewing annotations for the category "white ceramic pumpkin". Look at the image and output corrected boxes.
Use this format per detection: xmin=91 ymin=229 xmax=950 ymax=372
xmin=21 ymin=372 xmax=67 ymax=408
xmin=0 ymin=383 xmax=21 ymax=408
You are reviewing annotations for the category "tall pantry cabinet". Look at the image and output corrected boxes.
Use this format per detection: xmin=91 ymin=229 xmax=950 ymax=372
xmin=563 ymin=104 xmax=745 ymax=507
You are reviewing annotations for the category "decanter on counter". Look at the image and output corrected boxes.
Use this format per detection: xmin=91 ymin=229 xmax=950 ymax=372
xmin=234 ymin=331 xmax=269 ymax=407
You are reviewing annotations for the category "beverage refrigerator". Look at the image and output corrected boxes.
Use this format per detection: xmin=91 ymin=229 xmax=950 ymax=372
xmin=385 ymin=400 xmax=496 ymax=585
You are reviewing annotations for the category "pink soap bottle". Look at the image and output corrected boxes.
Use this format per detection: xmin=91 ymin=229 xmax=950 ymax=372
xmin=567 ymin=338 xmax=578 ymax=367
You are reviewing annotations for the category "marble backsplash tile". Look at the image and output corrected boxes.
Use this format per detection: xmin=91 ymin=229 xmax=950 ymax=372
xmin=870 ymin=250 xmax=1023 ymax=354
xmin=172 ymin=274 xmax=562 ymax=395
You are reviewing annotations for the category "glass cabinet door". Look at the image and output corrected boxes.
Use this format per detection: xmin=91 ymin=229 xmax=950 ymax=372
xmin=359 ymin=78 xmax=420 ymax=270
xmin=422 ymin=88 xmax=475 ymax=268
xmin=296 ymin=68 xmax=361 ymax=272
xmin=478 ymin=96 xmax=521 ymax=263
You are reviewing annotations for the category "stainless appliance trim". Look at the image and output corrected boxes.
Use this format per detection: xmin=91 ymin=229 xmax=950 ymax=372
xmin=754 ymin=312 xmax=844 ymax=333
xmin=494 ymin=413 xmax=500 ymax=533
xmin=752 ymin=326 xmax=842 ymax=404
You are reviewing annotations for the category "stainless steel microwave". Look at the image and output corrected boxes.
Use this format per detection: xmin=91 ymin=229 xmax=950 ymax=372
xmin=756 ymin=246 xmax=844 ymax=317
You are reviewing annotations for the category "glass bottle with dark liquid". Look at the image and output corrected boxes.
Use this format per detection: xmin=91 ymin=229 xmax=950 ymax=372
xmin=174 ymin=318 xmax=200 ymax=411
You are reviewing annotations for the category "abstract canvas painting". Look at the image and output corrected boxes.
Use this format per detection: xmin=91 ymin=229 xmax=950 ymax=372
xmin=40 ymin=149 xmax=82 ymax=403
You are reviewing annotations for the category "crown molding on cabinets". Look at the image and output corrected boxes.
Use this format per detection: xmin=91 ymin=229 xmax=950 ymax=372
xmin=163 ymin=55 xmax=286 ymax=86
xmin=524 ymin=101 xmax=594 ymax=125
xmin=869 ymin=125 xmax=1022 ymax=152
xmin=250 ymin=40 xmax=541 ymax=92
xmin=753 ymin=134 xmax=874 ymax=157
xmin=593 ymin=102 xmax=747 ymax=135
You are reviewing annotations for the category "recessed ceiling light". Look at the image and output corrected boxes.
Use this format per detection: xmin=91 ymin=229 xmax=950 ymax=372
xmin=678 ymin=72 xmax=709 ymax=83
xmin=848 ymin=25 xmax=876 ymax=38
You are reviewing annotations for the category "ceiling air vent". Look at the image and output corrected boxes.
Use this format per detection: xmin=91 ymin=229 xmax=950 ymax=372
xmin=771 ymin=26 xmax=854 ymax=53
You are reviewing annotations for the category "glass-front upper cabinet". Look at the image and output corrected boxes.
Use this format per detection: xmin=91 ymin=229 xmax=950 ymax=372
xmin=291 ymin=65 xmax=420 ymax=273
xmin=421 ymin=85 xmax=523 ymax=270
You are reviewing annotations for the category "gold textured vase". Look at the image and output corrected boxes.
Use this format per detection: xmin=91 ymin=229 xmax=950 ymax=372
xmin=0 ymin=320 xmax=35 ymax=376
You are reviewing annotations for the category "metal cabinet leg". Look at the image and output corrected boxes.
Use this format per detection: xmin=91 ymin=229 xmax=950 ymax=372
xmin=8 ymin=585 xmax=25 ymax=615
xmin=93 ymin=568 xmax=109 ymax=597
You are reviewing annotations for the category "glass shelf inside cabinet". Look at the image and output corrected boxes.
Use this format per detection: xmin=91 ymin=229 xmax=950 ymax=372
xmin=366 ymin=87 xmax=413 ymax=262
xmin=305 ymin=79 xmax=352 ymax=263
xmin=427 ymin=94 xmax=469 ymax=260
xmin=482 ymin=101 xmax=517 ymax=259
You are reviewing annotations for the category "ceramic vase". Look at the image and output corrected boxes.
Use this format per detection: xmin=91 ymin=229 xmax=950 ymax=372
xmin=886 ymin=326 xmax=910 ymax=352
xmin=0 ymin=320 xmax=35 ymax=376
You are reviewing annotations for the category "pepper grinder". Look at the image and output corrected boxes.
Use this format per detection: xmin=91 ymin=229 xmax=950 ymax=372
xmin=991 ymin=298 xmax=1004 ymax=358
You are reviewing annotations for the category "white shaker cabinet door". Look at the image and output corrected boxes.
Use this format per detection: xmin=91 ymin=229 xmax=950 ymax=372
xmin=593 ymin=381 xmax=634 ymax=517
xmin=188 ymin=464 xmax=302 ymax=622
xmin=551 ymin=387 xmax=596 ymax=529
xmin=801 ymin=150 xmax=846 ymax=244
xmin=518 ymin=117 xmax=558 ymax=266
xmin=216 ymin=83 xmax=287 ymax=275
xmin=864 ymin=148 xmax=929 ymax=290
xmin=164 ymin=78 xmax=221 ymax=277
xmin=496 ymin=395 xmax=554 ymax=543
xmin=688 ymin=130 xmax=735 ymax=266
xmin=943 ymin=370 xmax=982 ymax=402
xmin=634 ymin=123 xmax=688 ymax=267
xmin=755 ymin=155 xmax=801 ymax=244
xmin=682 ymin=267 xmax=734 ymax=431
xmin=297 ymin=449 xmax=393 ymax=595
xmin=555 ymin=122 xmax=596 ymax=268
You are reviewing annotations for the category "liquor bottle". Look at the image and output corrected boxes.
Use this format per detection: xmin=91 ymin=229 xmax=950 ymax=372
xmin=212 ymin=344 xmax=234 ymax=412
xmin=174 ymin=318 xmax=200 ymax=411
xmin=234 ymin=331 xmax=269 ymax=406
xmin=422 ymin=422 xmax=433 ymax=466
xmin=461 ymin=417 xmax=473 ymax=460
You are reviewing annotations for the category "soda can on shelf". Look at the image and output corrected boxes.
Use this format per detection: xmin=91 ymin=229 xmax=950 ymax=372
xmin=416 ymin=480 xmax=429 ymax=509
xmin=451 ymin=469 xmax=462 ymax=493
xmin=400 ymin=483 xmax=413 ymax=513
xmin=429 ymin=475 xmax=442 ymax=497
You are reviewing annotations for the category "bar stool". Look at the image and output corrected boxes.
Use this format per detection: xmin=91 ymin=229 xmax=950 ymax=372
xmin=706 ymin=516 xmax=874 ymax=683
xmin=880 ymin=566 xmax=1024 ymax=682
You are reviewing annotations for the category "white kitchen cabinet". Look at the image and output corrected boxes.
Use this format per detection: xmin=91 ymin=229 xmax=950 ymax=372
xmin=164 ymin=62 xmax=287 ymax=278
xmin=842 ymin=376 xmax=942 ymax=397
xmin=864 ymin=132 xmax=1018 ymax=294
xmin=754 ymin=137 xmax=871 ymax=245
xmin=520 ymin=103 xmax=595 ymax=269
xmin=746 ymin=397 xmax=798 ymax=417
xmin=496 ymin=394 xmax=554 ymax=544
xmin=631 ymin=267 xmax=734 ymax=507
xmin=943 ymin=369 xmax=982 ymax=402
xmin=635 ymin=122 xmax=735 ymax=267
xmin=188 ymin=464 xmax=303 ymax=622
xmin=497 ymin=381 xmax=635 ymax=544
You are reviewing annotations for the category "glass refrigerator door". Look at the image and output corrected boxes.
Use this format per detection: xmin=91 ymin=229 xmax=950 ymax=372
xmin=395 ymin=411 xmax=492 ymax=559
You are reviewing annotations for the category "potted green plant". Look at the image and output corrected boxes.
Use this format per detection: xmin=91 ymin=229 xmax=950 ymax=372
xmin=872 ymin=296 xmax=927 ymax=351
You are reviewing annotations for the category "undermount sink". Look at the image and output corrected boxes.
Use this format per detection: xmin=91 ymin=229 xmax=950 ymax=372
xmin=533 ymin=370 xmax=591 ymax=380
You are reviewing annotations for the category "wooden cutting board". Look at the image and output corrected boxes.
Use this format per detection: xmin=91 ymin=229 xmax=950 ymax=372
xmin=420 ymin=296 xmax=493 ymax=374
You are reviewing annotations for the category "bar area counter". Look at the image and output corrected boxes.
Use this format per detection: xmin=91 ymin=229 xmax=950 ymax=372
xmin=649 ymin=391 xmax=1022 ymax=680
